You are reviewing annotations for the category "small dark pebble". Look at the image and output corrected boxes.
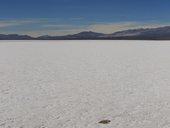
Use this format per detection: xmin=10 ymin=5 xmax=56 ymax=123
xmin=99 ymin=120 xmax=111 ymax=124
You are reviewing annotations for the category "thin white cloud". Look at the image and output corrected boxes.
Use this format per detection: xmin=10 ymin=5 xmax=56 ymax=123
xmin=0 ymin=18 xmax=63 ymax=28
xmin=16 ymin=22 xmax=170 ymax=37
xmin=0 ymin=19 xmax=34 ymax=28
xmin=87 ymin=22 xmax=137 ymax=33
xmin=1 ymin=19 xmax=170 ymax=36
xmin=0 ymin=23 xmax=18 ymax=28
xmin=86 ymin=22 xmax=170 ymax=34
xmin=43 ymin=24 xmax=76 ymax=28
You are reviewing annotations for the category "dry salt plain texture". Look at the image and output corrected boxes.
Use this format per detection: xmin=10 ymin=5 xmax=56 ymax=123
xmin=1 ymin=40 xmax=170 ymax=128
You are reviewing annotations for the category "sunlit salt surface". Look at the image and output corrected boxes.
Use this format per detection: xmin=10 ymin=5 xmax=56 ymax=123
xmin=1 ymin=40 xmax=170 ymax=128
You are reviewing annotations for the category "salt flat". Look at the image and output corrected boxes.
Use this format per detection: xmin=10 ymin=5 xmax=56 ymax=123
xmin=1 ymin=40 xmax=170 ymax=128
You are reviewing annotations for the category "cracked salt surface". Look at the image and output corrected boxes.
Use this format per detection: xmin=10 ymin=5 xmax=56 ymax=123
xmin=1 ymin=40 xmax=170 ymax=128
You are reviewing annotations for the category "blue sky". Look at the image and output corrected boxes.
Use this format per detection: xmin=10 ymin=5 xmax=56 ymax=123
xmin=0 ymin=0 xmax=170 ymax=36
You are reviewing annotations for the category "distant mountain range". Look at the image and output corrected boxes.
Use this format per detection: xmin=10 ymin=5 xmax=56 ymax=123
xmin=2 ymin=26 xmax=170 ymax=40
